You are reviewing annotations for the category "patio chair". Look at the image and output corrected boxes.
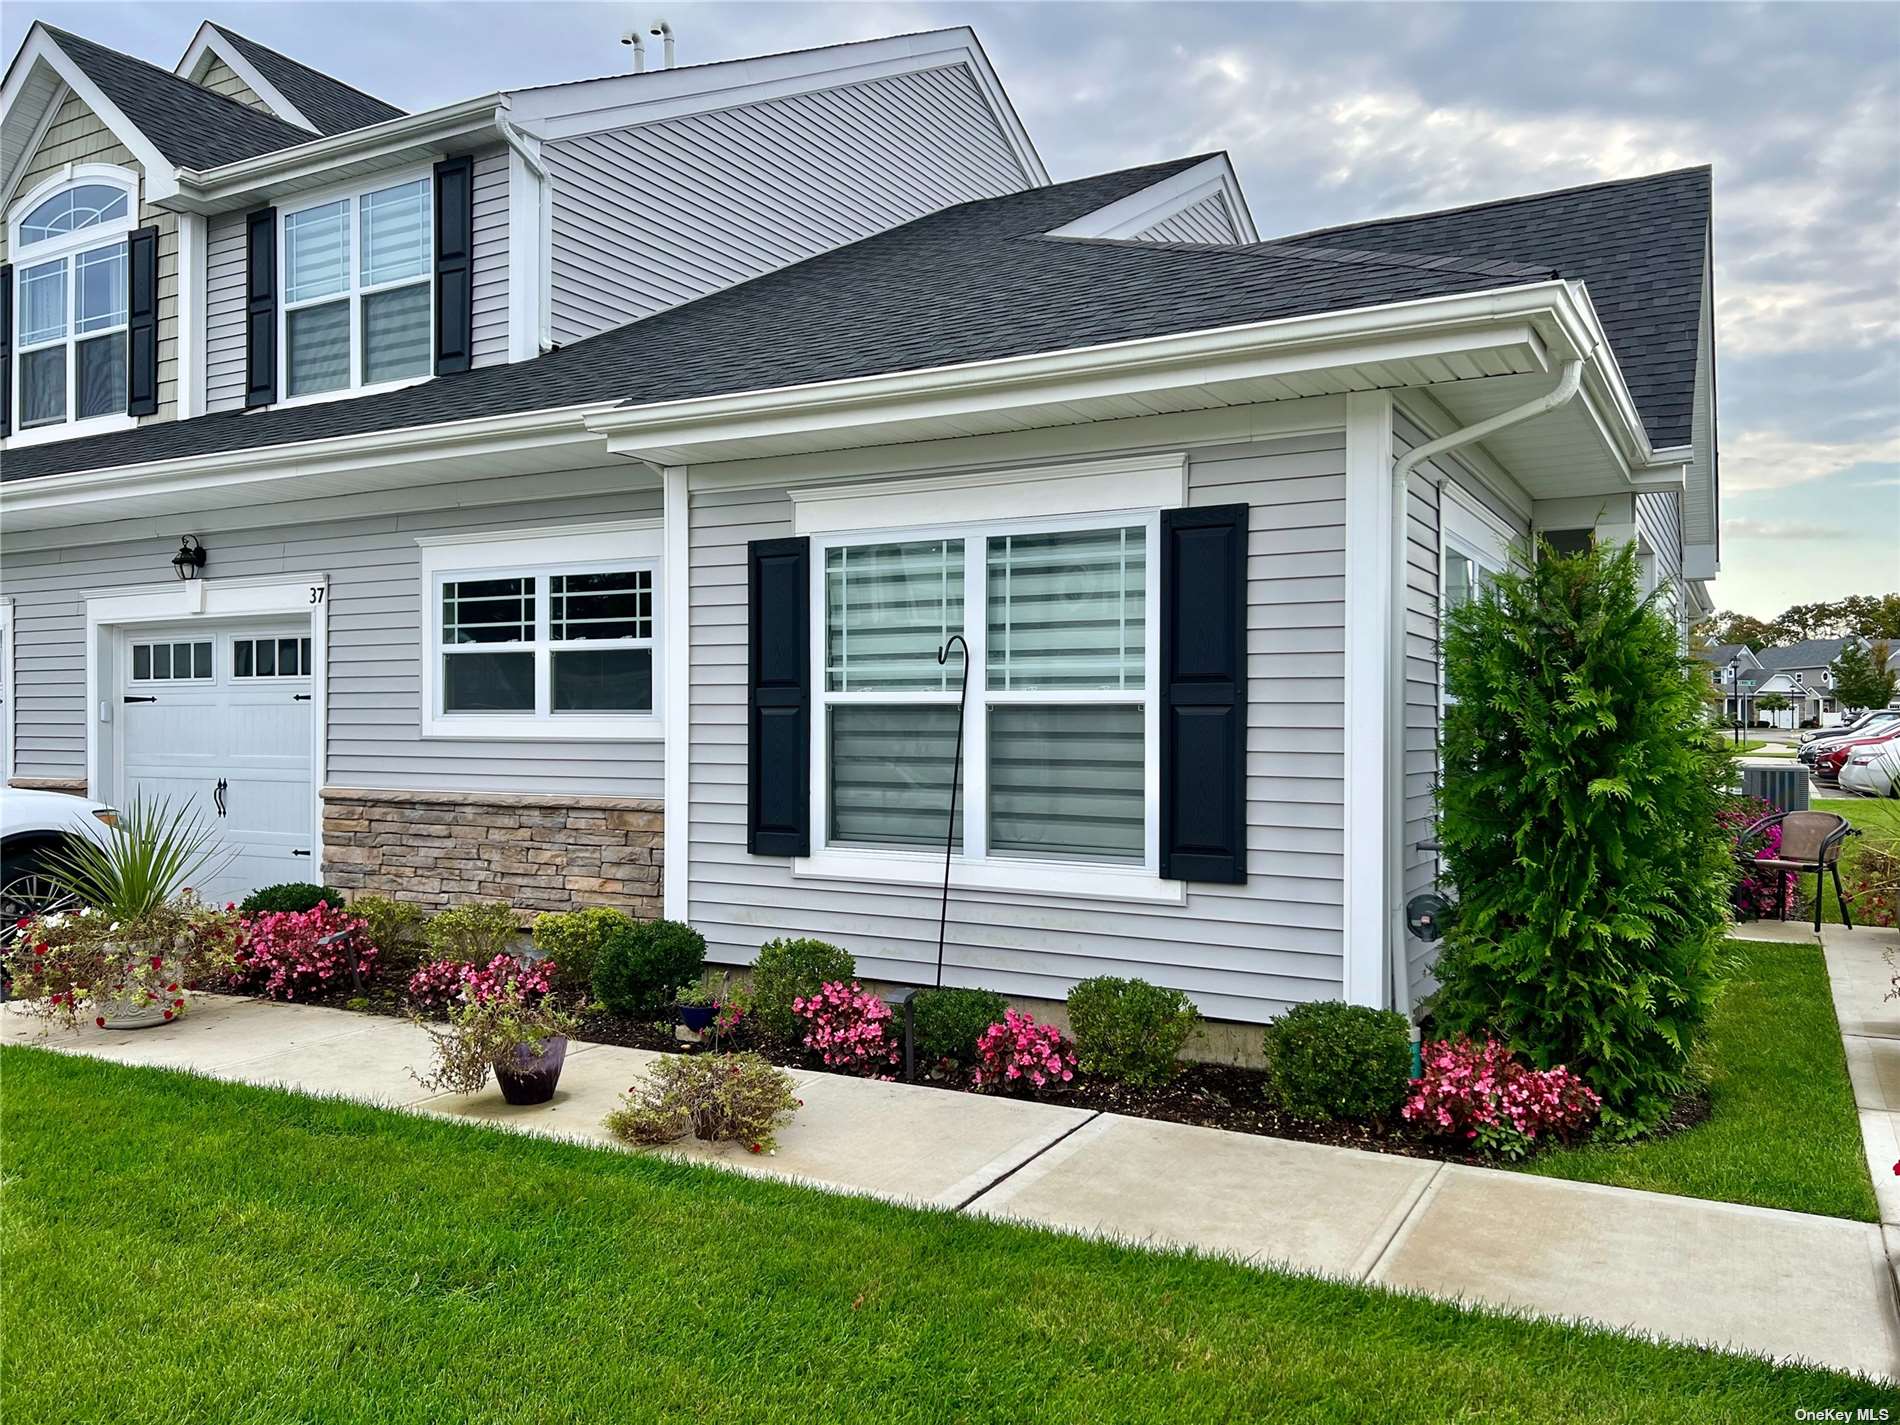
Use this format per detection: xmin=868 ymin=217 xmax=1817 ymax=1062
xmin=1736 ymin=810 xmax=1860 ymax=932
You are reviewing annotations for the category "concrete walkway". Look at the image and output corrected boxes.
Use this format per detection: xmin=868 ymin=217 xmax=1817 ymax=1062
xmin=6 ymin=992 xmax=1896 ymax=1381
xmin=1821 ymin=922 xmax=1900 ymax=1282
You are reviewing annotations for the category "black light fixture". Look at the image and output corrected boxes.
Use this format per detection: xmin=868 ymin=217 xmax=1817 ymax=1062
xmin=171 ymin=535 xmax=207 ymax=581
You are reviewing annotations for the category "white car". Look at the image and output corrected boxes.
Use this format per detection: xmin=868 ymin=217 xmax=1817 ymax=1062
xmin=1840 ymin=742 xmax=1900 ymax=798
xmin=1 ymin=788 xmax=119 ymax=924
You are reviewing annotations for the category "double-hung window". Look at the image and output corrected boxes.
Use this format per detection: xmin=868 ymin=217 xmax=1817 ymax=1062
xmin=282 ymin=174 xmax=432 ymax=399
xmin=818 ymin=514 xmax=1156 ymax=880
xmin=10 ymin=176 xmax=135 ymax=432
xmin=419 ymin=523 xmax=662 ymax=739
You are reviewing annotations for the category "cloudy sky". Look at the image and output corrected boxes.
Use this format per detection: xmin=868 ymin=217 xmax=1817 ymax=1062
xmin=8 ymin=2 xmax=1895 ymax=616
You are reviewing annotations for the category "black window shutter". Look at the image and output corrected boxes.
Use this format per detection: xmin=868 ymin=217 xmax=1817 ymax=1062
xmin=244 ymin=207 xmax=277 ymax=407
xmin=0 ymin=264 xmax=12 ymax=439
xmin=748 ymin=536 xmax=811 ymax=856
xmin=433 ymin=155 xmax=474 ymax=375
xmin=125 ymin=225 xmax=160 ymax=417
xmin=1159 ymin=503 xmax=1249 ymax=884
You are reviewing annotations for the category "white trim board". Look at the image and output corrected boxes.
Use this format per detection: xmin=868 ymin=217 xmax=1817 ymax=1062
xmin=82 ymin=572 xmax=329 ymax=871
xmin=173 ymin=22 xmax=320 ymax=133
xmin=1045 ymin=155 xmax=1257 ymax=244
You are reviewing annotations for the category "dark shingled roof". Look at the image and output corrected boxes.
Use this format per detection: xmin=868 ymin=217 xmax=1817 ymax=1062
xmin=45 ymin=26 xmax=314 ymax=169
xmin=1755 ymin=638 xmax=1862 ymax=673
xmin=1276 ymin=167 xmax=1711 ymax=448
xmin=209 ymin=23 xmax=405 ymax=136
xmin=1 ymin=157 xmax=1563 ymax=484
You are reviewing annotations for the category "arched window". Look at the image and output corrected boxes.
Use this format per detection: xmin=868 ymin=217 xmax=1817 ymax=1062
xmin=8 ymin=169 xmax=138 ymax=433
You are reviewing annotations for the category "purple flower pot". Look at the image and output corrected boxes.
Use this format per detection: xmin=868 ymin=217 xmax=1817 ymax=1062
xmin=493 ymin=1036 xmax=568 ymax=1105
xmin=677 ymin=1003 xmax=717 ymax=1033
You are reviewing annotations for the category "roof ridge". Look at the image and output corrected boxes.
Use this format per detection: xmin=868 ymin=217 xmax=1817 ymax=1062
xmin=1272 ymin=165 xmax=1712 ymax=244
xmin=43 ymin=24 xmax=315 ymax=142
xmin=205 ymin=20 xmax=403 ymax=119
xmin=1053 ymin=236 xmax=1557 ymax=284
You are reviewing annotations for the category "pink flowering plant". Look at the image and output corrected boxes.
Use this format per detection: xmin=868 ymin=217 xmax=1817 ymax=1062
xmin=1718 ymin=796 xmax=1798 ymax=919
xmin=1402 ymin=1036 xmax=1601 ymax=1160
xmin=406 ymin=953 xmax=556 ymax=1011
xmin=793 ymin=980 xmax=900 ymax=1078
xmin=229 ymin=902 xmax=374 ymax=1001
xmin=971 ymin=1009 xmax=1077 ymax=1094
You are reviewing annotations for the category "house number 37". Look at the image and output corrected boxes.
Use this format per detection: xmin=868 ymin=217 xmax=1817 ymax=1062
xmin=308 ymin=586 xmax=326 ymax=605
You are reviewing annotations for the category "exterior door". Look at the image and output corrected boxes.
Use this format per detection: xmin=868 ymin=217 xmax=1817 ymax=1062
xmin=117 ymin=622 xmax=315 ymax=906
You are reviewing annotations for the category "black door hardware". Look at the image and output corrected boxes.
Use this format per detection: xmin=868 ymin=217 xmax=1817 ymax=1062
xmin=292 ymin=693 xmax=312 ymax=701
xmin=123 ymin=695 xmax=158 ymax=704
xmin=291 ymin=849 xmax=312 ymax=858
xmin=213 ymin=778 xmax=227 ymax=817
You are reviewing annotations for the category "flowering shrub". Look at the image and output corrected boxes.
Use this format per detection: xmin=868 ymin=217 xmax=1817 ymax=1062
xmin=411 ymin=978 xmax=578 ymax=1097
xmin=606 ymin=1052 xmax=802 ymax=1153
xmin=793 ymin=980 xmax=899 ymax=1078
xmin=6 ymin=899 xmax=241 ymax=1030
xmin=1403 ymin=1036 xmax=1601 ymax=1160
xmin=1841 ymin=836 xmax=1898 ymax=929
xmin=972 ymin=1009 xmax=1076 ymax=1093
xmin=1718 ymin=796 xmax=1798 ymax=919
xmin=405 ymin=953 xmax=555 ymax=1011
xmin=229 ymin=903 xmax=373 ymax=1001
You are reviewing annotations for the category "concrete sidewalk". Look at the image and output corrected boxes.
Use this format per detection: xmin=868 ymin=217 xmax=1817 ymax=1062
xmin=1822 ymin=923 xmax=1900 ymax=1276
xmin=6 ymin=993 xmax=1896 ymax=1381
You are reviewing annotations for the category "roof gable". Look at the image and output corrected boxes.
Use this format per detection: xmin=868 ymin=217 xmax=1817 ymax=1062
xmin=1755 ymin=637 xmax=1862 ymax=672
xmin=1277 ymin=167 xmax=1711 ymax=449
xmin=43 ymin=25 xmax=314 ymax=169
xmin=206 ymin=24 xmax=404 ymax=136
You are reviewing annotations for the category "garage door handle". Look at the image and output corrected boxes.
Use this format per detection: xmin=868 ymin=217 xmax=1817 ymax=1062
xmin=291 ymin=849 xmax=311 ymax=858
xmin=213 ymin=778 xmax=227 ymax=817
xmin=292 ymin=694 xmax=312 ymax=702
xmin=123 ymin=695 xmax=158 ymax=704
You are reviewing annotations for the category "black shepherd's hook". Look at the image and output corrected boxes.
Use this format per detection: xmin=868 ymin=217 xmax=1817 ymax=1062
xmin=934 ymin=635 xmax=971 ymax=990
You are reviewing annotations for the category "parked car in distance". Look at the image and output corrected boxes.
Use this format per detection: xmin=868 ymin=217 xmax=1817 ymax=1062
xmin=1801 ymin=709 xmax=1888 ymax=746
xmin=0 ymin=788 xmax=119 ymax=925
xmin=1816 ymin=728 xmax=1900 ymax=784
xmin=1800 ymin=710 xmax=1900 ymax=764
xmin=1840 ymin=742 xmax=1900 ymax=798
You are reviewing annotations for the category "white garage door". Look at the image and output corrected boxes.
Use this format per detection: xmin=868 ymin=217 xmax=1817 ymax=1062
xmin=117 ymin=623 xmax=315 ymax=907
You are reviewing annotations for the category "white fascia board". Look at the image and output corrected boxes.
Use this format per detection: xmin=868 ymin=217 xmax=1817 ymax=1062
xmin=585 ymin=282 xmax=1596 ymax=456
xmin=0 ymin=403 xmax=621 ymax=525
xmin=1046 ymin=155 xmax=1256 ymax=243
xmin=169 ymin=94 xmax=506 ymax=211
xmin=506 ymin=25 xmax=1048 ymax=185
xmin=3 ymin=28 xmax=173 ymax=195
xmin=0 ymin=76 xmax=66 ymax=211
xmin=174 ymin=22 xmax=319 ymax=133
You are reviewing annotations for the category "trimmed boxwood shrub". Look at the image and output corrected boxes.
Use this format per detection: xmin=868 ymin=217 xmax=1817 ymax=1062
xmin=533 ymin=907 xmax=634 ymax=996
xmin=748 ymin=937 xmax=855 ymax=1047
xmin=1066 ymin=976 xmax=1201 ymax=1086
xmin=1262 ymin=1001 xmax=1411 ymax=1123
xmin=349 ymin=895 xmax=428 ymax=976
xmin=1432 ymin=539 xmax=1733 ymax=1132
xmin=423 ymin=902 xmax=519 ymax=964
xmin=238 ymin=882 xmax=342 ymax=915
xmin=594 ymin=918 xmax=706 ymax=1019
xmin=911 ymin=987 xmax=1009 ymax=1068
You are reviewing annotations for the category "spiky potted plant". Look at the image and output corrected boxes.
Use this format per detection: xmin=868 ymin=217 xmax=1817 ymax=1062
xmin=8 ymin=797 xmax=239 ymax=1029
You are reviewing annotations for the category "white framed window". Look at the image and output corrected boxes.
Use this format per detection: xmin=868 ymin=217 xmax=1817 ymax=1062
xmin=811 ymin=509 xmax=1162 ymax=897
xmin=130 ymin=638 xmax=213 ymax=683
xmin=7 ymin=168 xmax=138 ymax=440
xmin=280 ymin=171 xmax=433 ymax=402
xmin=417 ymin=520 xmax=663 ymax=740
xmin=1439 ymin=486 xmax=1520 ymax=704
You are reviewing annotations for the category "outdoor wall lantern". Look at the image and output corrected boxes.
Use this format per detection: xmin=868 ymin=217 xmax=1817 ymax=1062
xmin=171 ymin=535 xmax=207 ymax=581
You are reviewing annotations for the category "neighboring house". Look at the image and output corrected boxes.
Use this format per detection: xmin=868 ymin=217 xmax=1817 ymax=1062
xmin=0 ymin=20 xmax=1718 ymax=1028
xmin=1698 ymin=642 xmax=1764 ymax=723
xmin=1744 ymin=637 xmax=1872 ymax=728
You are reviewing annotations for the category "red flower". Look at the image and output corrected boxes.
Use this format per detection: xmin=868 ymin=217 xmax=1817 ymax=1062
xmin=162 ymin=1010 xmax=174 ymax=1021
xmin=95 ymin=1017 xmax=105 ymax=1028
xmin=167 ymin=983 xmax=180 ymax=993
xmin=149 ymin=956 xmax=164 ymax=971
xmin=172 ymin=999 xmax=185 ymax=1009
xmin=748 ymin=1142 xmax=764 ymax=1154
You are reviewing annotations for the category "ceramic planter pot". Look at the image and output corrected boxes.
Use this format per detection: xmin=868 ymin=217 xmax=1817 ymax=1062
xmin=677 ymin=1003 xmax=717 ymax=1033
xmin=97 ymin=944 xmax=181 ymax=1030
xmin=493 ymin=1036 xmax=568 ymax=1105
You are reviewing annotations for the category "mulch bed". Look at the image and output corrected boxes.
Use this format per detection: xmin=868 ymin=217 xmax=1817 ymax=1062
xmin=242 ymin=982 xmax=1708 ymax=1170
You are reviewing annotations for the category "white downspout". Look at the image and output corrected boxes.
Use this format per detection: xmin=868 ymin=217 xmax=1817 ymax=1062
xmin=1385 ymin=355 xmax=1588 ymax=1052
xmin=495 ymin=109 xmax=554 ymax=355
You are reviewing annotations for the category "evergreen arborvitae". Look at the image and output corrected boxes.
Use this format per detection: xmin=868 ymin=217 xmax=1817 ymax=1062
xmin=1430 ymin=540 xmax=1735 ymax=1133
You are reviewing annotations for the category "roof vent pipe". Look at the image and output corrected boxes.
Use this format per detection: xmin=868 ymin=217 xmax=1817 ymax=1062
xmin=649 ymin=18 xmax=676 ymax=69
xmin=619 ymin=30 xmax=646 ymax=72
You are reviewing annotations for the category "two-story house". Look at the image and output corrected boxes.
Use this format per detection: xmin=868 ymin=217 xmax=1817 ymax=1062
xmin=0 ymin=19 xmax=1720 ymax=1031
xmin=1701 ymin=642 xmax=1764 ymax=723
xmin=1749 ymin=636 xmax=1875 ymax=728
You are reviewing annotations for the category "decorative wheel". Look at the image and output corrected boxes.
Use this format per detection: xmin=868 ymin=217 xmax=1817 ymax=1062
xmin=0 ymin=872 xmax=74 ymax=934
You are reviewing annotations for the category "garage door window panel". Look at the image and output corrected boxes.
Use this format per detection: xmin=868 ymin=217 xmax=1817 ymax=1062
xmin=130 ymin=639 xmax=212 ymax=683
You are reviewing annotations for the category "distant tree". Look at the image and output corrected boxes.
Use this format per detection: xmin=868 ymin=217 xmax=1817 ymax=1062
xmin=1703 ymin=611 xmax=1780 ymax=650
xmin=1832 ymin=641 xmax=1898 ymax=712
xmin=1755 ymin=692 xmax=1791 ymax=715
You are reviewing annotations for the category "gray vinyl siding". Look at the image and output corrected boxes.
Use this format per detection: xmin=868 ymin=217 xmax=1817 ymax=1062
xmin=685 ymin=431 xmax=1348 ymax=1025
xmin=1638 ymin=490 xmax=1683 ymax=593
xmin=469 ymin=147 xmax=510 ymax=367
xmin=204 ymin=210 xmax=248 ymax=412
xmin=545 ymin=64 xmax=1030 ymax=346
xmin=3 ymin=93 xmax=177 ymax=423
xmin=1133 ymin=192 xmax=1240 ymax=243
xmin=195 ymin=58 xmax=269 ymax=112
xmin=0 ymin=480 xmax=663 ymax=797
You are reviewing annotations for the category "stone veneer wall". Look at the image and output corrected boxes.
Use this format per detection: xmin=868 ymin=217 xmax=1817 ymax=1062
xmin=321 ymin=787 xmax=662 ymax=917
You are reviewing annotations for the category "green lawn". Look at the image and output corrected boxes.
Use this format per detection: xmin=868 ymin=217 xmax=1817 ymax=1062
xmin=1521 ymin=941 xmax=1875 ymax=1221
xmin=3 ymin=1050 xmax=1883 ymax=1422
xmin=1811 ymin=796 xmax=1900 ymax=926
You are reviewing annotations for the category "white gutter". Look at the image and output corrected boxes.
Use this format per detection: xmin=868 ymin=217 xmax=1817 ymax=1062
xmin=1385 ymin=356 xmax=1587 ymax=1040
xmin=494 ymin=109 xmax=554 ymax=355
